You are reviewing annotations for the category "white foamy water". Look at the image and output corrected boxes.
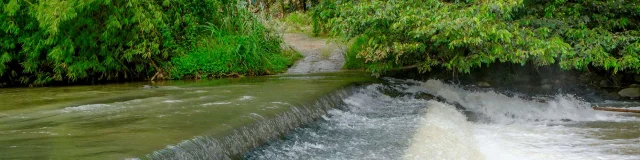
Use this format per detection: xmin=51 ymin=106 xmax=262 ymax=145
xmin=245 ymin=84 xmax=428 ymax=160
xmin=162 ymin=100 xmax=183 ymax=103
xmin=201 ymin=102 xmax=232 ymax=106
xmin=246 ymin=79 xmax=640 ymax=160
xmin=473 ymin=123 xmax=640 ymax=160
xmin=419 ymin=79 xmax=619 ymax=123
xmin=412 ymin=79 xmax=640 ymax=160
xmin=240 ymin=96 xmax=255 ymax=101
xmin=404 ymin=101 xmax=483 ymax=160
xmin=61 ymin=104 xmax=112 ymax=113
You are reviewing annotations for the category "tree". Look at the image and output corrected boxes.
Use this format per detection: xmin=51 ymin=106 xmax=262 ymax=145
xmin=0 ymin=0 xmax=222 ymax=86
xmin=314 ymin=0 xmax=640 ymax=75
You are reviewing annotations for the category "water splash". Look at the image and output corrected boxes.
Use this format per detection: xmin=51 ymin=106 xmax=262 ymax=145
xmin=246 ymin=79 xmax=640 ymax=160
xmin=147 ymin=89 xmax=354 ymax=159
xmin=414 ymin=79 xmax=620 ymax=123
xmin=404 ymin=100 xmax=483 ymax=160
xmin=245 ymin=84 xmax=427 ymax=160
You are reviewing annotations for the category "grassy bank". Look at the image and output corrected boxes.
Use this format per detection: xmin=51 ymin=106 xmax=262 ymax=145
xmin=169 ymin=4 xmax=302 ymax=80
xmin=0 ymin=1 xmax=300 ymax=87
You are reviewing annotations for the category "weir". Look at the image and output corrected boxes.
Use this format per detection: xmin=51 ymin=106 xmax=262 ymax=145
xmin=246 ymin=78 xmax=640 ymax=160
xmin=2 ymin=74 xmax=640 ymax=159
xmin=147 ymin=88 xmax=356 ymax=159
xmin=0 ymin=72 xmax=375 ymax=159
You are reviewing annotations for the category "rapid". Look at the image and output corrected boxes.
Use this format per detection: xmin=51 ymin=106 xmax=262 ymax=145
xmin=245 ymin=78 xmax=640 ymax=160
xmin=1 ymin=73 xmax=638 ymax=159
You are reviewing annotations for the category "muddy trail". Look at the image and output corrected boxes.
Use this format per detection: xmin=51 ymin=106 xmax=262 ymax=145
xmin=284 ymin=33 xmax=345 ymax=74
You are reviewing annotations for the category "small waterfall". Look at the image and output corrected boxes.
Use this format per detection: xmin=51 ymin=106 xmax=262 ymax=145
xmin=245 ymin=84 xmax=430 ymax=159
xmin=403 ymin=79 xmax=639 ymax=160
xmin=418 ymin=79 xmax=618 ymax=123
xmin=146 ymin=87 xmax=357 ymax=160
xmin=245 ymin=78 xmax=640 ymax=160
xmin=404 ymin=100 xmax=483 ymax=160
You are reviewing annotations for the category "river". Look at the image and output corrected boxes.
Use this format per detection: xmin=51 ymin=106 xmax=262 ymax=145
xmin=1 ymin=73 xmax=639 ymax=159
xmin=244 ymin=78 xmax=640 ymax=160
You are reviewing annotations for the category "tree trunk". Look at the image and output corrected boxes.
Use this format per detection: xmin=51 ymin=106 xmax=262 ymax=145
xmin=280 ymin=0 xmax=286 ymax=18
xmin=592 ymin=106 xmax=640 ymax=113
xmin=300 ymin=0 xmax=306 ymax=11
xmin=149 ymin=60 xmax=165 ymax=81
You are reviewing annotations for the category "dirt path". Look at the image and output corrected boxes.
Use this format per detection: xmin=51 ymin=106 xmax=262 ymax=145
xmin=283 ymin=33 xmax=345 ymax=74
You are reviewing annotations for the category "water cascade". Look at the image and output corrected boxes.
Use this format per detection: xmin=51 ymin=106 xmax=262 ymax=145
xmin=246 ymin=78 xmax=640 ymax=160
xmin=147 ymin=88 xmax=354 ymax=159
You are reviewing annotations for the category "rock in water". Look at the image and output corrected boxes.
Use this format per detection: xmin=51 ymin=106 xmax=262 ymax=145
xmin=599 ymin=80 xmax=611 ymax=87
xmin=477 ymin=81 xmax=491 ymax=87
xmin=618 ymin=88 xmax=640 ymax=98
xmin=414 ymin=92 xmax=435 ymax=100
xmin=143 ymin=85 xmax=158 ymax=89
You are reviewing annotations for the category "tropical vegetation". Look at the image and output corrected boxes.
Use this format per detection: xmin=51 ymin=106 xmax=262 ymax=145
xmin=0 ymin=0 xmax=299 ymax=87
xmin=312 ymin=0 xmax=640 ymax=75
xmin=3 ymin=0 xmax=639 ymax=86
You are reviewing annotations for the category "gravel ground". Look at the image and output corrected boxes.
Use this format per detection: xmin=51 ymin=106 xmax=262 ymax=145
xmin=284 ymin=33 xmax=345 ymax=74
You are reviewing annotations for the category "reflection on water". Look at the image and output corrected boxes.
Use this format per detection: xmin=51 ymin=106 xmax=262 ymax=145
xmin=0 ymin=72 xmax=375 ymax=159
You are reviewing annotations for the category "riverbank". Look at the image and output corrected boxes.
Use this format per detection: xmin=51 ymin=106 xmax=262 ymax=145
xmin=0 ymin=1 xmax=300 ymax=87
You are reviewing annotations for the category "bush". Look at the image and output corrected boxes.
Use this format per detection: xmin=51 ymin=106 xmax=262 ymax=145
xmin=0 ymin=0 xmax=227 ymax=86
xmin=0 ymin=0 xmax=300 ymax=86
xmin=169 ymin=5 xmax=301 ymax=79
xmin=315 ymin=0 xmax=640 ymax=75
xmin=343 ymin=35 xmax=368 ymax=70
xmin=282 ymin=11 xmax=313 ymax=33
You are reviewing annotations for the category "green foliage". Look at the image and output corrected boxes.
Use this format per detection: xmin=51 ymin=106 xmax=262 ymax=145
xmin=311 ymin=0 xmax=338 ymax=36
xmin=0 ymin=0 xmax=299 ymax=86
xmin=0 ymin=0 xmax=226 ymax=86
xmin=344 ymin=35 xmax=368 ymax=69
xmin=314 ymin=0 xmax=640 ymax=74
xmin=281 ymin=11 xmax=313 ymax=33
xmin=169 ymin=6 xmax=301 ymax=79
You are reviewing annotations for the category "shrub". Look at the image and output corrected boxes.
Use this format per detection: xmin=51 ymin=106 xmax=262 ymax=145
xmin=169 ymin=5 xmax=301 ymax=79
xmin=314 ymin=0 xmax=640 ymax=75
xmin=343 ymin=35 xmax=368 ymax=70
xmin=0 ymin=0 xmax=300 ymax=86
xmin=0 ymin=0 xmax=228 ymax=86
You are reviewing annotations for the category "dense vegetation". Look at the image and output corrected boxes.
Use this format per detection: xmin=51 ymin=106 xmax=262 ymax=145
xmin=169 ymin=2 xmax=301 ymax=79
xmin=312 ymin=0 xmax=640 ymax=75
xmin=0 ymin=0 xmax=298 ymax=87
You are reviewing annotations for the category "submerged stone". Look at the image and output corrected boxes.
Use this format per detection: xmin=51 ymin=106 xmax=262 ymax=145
xmin=143 ymin=85 xmax=158 ymax=89
xmin=599 ymin=80 xmax=611 ymax=87
xmin=414 ymin=92 xmax=435 ymax=100
xmin=477 ymin=81 xmax=491 ymax=87
xmin=618 ymin=88 xmax=640 ymax=98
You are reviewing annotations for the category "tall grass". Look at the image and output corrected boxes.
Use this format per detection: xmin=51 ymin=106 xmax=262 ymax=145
xmin=343 ymin=35 xmax=368 ymax=70
xmin=282 ymin=12 xmax=313 ymax=33
xmin=169 ymin=5 xmax=301 ymax=79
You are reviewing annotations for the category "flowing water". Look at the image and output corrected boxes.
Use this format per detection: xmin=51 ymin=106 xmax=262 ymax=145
xmin=245 ymin=78 xmax=640 ymax=160
xmin=1 ymin=72 xmax=639 ymax=160
xmin=0 ymin=72 xmax=375 ymax=159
